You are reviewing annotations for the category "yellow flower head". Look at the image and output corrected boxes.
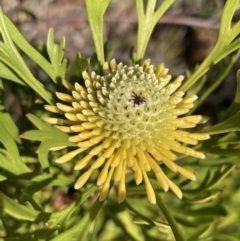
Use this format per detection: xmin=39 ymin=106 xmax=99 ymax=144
xmin=44 ymin=59 xmax=210 ymax=204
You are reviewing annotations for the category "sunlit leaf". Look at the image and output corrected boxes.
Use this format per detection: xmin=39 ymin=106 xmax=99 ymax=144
xmin=46 ymin=29 xmax=68 ymax=81
xmin=85 ymin=0 xmax=111 ymax=64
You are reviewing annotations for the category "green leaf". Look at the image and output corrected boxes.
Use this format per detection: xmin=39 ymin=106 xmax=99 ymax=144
xmin=206 ymin=164 xmax=236 ymax=189
xmin=213 ymin=233 xmax=240 ymax=241
xmin=3 ymin=13 xmax=70 ymax=84
xmin=189 ymin=50 xmax=240 ymax=114
xmin=106 ymin=208 xmax=144 ymax=241
xmin=0 ymin=229 xmax=55 ymax=241
xmin=219 ymin=0 xmax=239 ymax=37
xmin=0 ymin=191 xmax=51 ymax=222
xmin=0 ymin=7 xmax=53 ymax=103
xmin=0 ymin=153 xmax=30 ymax=175
xmin=221 ymin=70 xmax=240 ymax=121
xmin=184 ymin=204 xmax=227 ymax=216
xmin=188 ymin=224 xmax=214 ymax=241
xmin=156 ymin=194 xmax=187 ymax=241
xmin=46 ymin=29 xmax=68 ymax=81
xmin=49 ymin=197 xmax=103 ymax=241
xmin=203 ymin=147 xmax=240 ymax=157
xmin=85 ymin=0 xmax=111 ymax=64
xmin=69 ymin=52 xmax=89 ymax=83
xmin=202 ymin=112 xmax=240 ymax=135
xmin=180 ymin=0 xmax=240 ymax=92
xmin=125 ymin=200 xmax=155 ymax=227
xmin=217 ymin=132 xmax=240 ymax=146
xmin=0 ymin=62 xmax=26 ymax=85
xmin=136 ymin=0 xmax=175 ymax=61
xmin=0 ymin=80 xmax=19 ymax=140
xmin=49 ymin=185 xmax=99 ymax=231
xmin=21 ymin=175 xmax=72 ymax=199
xmin=0 ymin=109 xmax=31 ymax=175
xmin=21 ymin=114 xmax=76 ymax=170
xmin=2 ymin=15 xmax=56 ymax=83
xmin=25 ymin=113 xmax=54 ymax=130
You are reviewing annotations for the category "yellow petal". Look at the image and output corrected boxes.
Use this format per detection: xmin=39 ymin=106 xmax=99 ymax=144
xmin=147 ymin=146 xmax=162 ymax=160
xmin=57 ymin=103 xmax=76 ymax=113
xmin=65 ymin=113 xmax=79 ymax=122
xmin=92 ymin=128 xmax=104 ymax=135
xmin=102 ymin=138 xmax=113 ymax=149
xmin=118 ymin=160 xmax=127 ymax=203
xmin=69 ymin=134 xmax=82 ymax=142
xmin=135 ymin=168 xmax=143 ymax=185
xmin=131 ymin=156 xmax=139 ymax=171
xmin=103 ymin=62 xmax=110 ymax=74
xmin=80 ymin=101 xmax=90 ymax=109
xmin=72 ymin=102 xmax=83 ymax=111
xmin=167 ymin=179 xmax=182 ymax=199
xmin=118 ymin=182 xmax=126 ymax=203
xmin=74 ymin=155 xmax=93 ymax=170
xmin=178 ymin=166 xmax=196 ymax=180
xmin=75 ymin=82 xmax=86 ymax=92
xmin=111 ymin=153 xmax=121 ymax=167
xmin=70 ymin=125 xmax=86 ymax=132
xmin=181 ymin=95 xmax=198 ymax=103
xmin=97 ymin=157 xmax=113 ymax=186
xmin=126 ymin=149 xmax=134 ymax=167
xmin=140 ymin=163 xmax=156 ymax=204
xmin=170 ymin=119 xmax=196 ymax=128
xmin=44 ymin=105 xmax=61 ymax=113
xmin=56 ymin=92 xmax=75 ymax=102
xmin=156 ymin=172 xmax=169 ymax=192
xmin=79 ymin=131 xmax=93 ymax=140
xmin=55 ymin=125 xmax=73 ymax=133
xmin=146 ymin=153 xmax=169 ymax=191
xmin=72 ymin=91 xmax=82 ymax=101
xmin=189 ymin=133 xmax=210 ymax=140
xmin=78 ymin=140 xmax=96 ymax=148
xmin=90 ymin=135 xmax=105 ymax=144
xmin=49 ymin=146 xmax=66 ymax=151
xmin=56 ymin=147 xmax=87 ymax=163
xmin=161 ymin=157 xmax=178 ymax=172
xmin=96 ymin=120 xmax=106 ymax=128
xmin=74 ymin=168 xmax=94 ymax=189
xmin=181 ymin=115 xmax=202 ymax=123
xmin=171 ymin=145 xmax=205 ymax=159
xmin=103 ymin=145 xmax=115 ymax=158
xmin=90 ymin=145 xmax=104 ymax=155
xmin=99 ymin=167 xmax=115 ymax=202
xmin=43 ymin=117 xmax=74 ymax=125
xmin=158 ymin=146 xmax=177 ymax=160
xmin=114 ymin=159 xmax=123 ymax=182
xmin=155 ymin=63 xmax=165 ymax=78
xmin=175 ymin=136 xmax=198 ymax=145
xmin=82 ymin=109 xmax=95 ymax=116
xmin=81 ymin=71 xmax=91 ymax=81
xmin=111 ymin=147 xmax=125 ymax=167
xmin=91 ymin=155 xmax=106 ymax=169
xmin=62 ymin=79 xmax=75 ymax=90
xmin=136 ymin=149 xmax=149 ymax=168
xmin=82 ymin=122 xmax=97 ymax=130
xmin=81 ymin=91 xmax=88 ymax=100
xmin=76 ymin=113 xmax=88 ymax=121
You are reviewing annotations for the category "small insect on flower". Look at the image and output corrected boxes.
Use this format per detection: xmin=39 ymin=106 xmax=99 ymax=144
xmin=44 ymin=59 xmax=210 ymax=204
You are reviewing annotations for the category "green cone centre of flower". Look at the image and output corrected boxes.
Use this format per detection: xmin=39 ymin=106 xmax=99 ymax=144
xmin=94 ymin=61 xmax=184 ymax=147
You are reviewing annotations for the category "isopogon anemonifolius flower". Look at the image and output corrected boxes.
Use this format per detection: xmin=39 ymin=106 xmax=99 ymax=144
xmin=44 ymin=59 xmax=210 ymax=204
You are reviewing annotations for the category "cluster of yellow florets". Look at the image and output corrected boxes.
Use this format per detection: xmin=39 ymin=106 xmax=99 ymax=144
xmin=44 ymin=59 xmax=209 ymax=204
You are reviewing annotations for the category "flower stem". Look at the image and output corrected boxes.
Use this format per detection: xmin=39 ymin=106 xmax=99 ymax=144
xmin=156 ymin=194 xmax=186 ymax=241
